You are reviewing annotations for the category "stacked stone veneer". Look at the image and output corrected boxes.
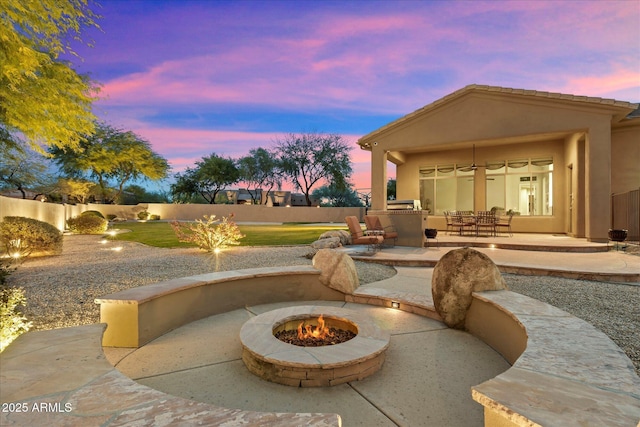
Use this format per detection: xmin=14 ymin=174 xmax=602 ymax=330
xmin=240 ymin=306 xmax=390 ymax=387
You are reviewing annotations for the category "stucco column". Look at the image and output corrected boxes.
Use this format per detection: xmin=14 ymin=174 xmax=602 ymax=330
xmin=475 ymin=167 xmax=486 ymax=212
xmin=371 ymin=147 xmax=388 ymax=210
xmin=585 ymin=124 xmax=611 ymax=243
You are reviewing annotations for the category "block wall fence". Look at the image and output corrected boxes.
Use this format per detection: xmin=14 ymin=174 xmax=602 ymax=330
xmin=0 ymin=196 xmax=365 ymax=231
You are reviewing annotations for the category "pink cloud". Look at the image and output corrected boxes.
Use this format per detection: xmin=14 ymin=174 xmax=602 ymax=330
xmin=561 ymin=67 xmax=640 ymax=101
xmin=93 ymin=0 xmax=640 ymax=119
xmin=79 ymin=0 xmax=640 ymax=197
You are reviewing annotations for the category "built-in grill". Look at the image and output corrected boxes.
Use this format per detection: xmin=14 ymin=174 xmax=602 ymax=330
xmin=386 ymin=199 xmax=422 ymax=211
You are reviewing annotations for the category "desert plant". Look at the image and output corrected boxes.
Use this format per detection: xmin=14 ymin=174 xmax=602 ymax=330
xmin=137 ymin=210 xmax=150 ymax=220
xmin=0 ymin=259 xmax=15 ymax=287
xmin=0 ymin=283 xmax=32 ymax=352
xmin=80 ymin=210 xmax=105 ymax=218
xmin=170 ymin=214 xmax=244 ymax=252
xmin=0 ymin=217 xmax=63 ymax=257
xmin=67 ymin=215 xmax=108 ymax=234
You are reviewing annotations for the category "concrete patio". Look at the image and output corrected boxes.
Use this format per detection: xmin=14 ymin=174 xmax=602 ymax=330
xmin=1 ymin=234 xmax=639 ymax=426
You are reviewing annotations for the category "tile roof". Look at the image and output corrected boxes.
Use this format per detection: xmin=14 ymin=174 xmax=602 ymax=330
xmin=359 ymin=84 xmax=639 ymax=145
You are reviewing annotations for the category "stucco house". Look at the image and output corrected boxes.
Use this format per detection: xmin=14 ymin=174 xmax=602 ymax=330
xmin=358 ymin=85 xmax=639 ymax=243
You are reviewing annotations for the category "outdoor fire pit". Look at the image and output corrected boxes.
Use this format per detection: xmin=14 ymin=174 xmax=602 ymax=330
xmin=240 ymin=306 xmax=390 ymax=387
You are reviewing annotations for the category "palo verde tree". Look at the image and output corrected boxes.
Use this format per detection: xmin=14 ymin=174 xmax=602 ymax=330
xmin=237 ymin=147 xmax=281 ymax=204
xmin=50 ymin=122 xmax=170 ymax=203
xmin=0 ymin=146 xmax=54 ymax=199
xmin=1 ymin=0 xmax=100 ymax=154
xmin=276 ymin=132 xmax=353 ymax=206
xmin=171 ymin=153 xmax=239 ymax=204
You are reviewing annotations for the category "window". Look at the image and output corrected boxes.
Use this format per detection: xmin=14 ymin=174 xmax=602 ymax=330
xmin=486 ymin=158 xmax=553 ymax=216
xmin=420 ymin=164 xmax=474 ymax=214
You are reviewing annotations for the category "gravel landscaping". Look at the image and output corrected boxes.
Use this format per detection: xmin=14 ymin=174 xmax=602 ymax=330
xmin=6 ymin=234 xmax=639 ymax=375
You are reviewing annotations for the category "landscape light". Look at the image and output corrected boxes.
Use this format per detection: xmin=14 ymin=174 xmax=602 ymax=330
xmin=391 ymin=301 xmax=400 ymax=309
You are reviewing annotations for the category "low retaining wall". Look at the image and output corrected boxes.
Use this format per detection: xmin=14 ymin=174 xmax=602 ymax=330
xmin=95 ymin=266 xmax=345 ymax=347
xmin=348 ymin=286 xmax=640 ymax=426
xmin=469 ymin=291 xmax=640 ymax=426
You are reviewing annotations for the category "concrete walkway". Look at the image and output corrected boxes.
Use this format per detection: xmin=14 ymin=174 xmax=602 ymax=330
xmin=344 ymin=233 xmax=640 ymax=284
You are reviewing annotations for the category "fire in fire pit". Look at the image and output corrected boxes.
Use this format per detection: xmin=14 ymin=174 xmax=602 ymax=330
xmin=275 ymin=314 xmax=356 ymax=347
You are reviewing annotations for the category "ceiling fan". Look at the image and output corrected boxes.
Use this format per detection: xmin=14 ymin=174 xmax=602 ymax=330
xmin=469 ymin=144 xmax=492 ymax=171
xmin=468 ymin=145 xmax=495 ymax=179
xmin=470 ymin=144 xmax=480 ymax=171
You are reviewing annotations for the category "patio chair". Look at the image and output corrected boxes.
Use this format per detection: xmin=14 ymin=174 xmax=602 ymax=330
xmin=451 ymin=211 xmax=475 ymax=235
xmin=364 ymin=215 xmax=398 ymax=246
xmin=345 ymin=216 xmax=384 ymax=251
xmin=444 ymin=211 xmax=454 ymax=235
xmin=495 ymin=213 xmax=514 ymax=237
xmin=475 ymin=211 xmax=496 ymax=237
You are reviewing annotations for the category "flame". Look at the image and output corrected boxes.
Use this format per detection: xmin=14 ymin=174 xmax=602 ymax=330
xmin=297 ymin=315 xmax=333 ymax=340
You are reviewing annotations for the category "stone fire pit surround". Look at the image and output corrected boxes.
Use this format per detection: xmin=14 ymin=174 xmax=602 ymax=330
xmin=240 ymin=305 xmax=390 ymax=387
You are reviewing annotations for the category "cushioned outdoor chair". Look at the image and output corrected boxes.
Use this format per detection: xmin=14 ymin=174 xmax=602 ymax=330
xmin=364 ymin=215 xmax=398 ymax=246
xmin=345 ymin=216 xmax=384 ymax=252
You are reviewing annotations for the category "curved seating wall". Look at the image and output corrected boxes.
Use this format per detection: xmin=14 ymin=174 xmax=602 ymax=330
xmin=95 ymin=266 xmax=344 ymax=348
xmin=93 ymin=267 xmax=640 ymax=426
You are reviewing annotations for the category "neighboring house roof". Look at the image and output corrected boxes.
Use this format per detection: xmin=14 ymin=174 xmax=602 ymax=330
xmin=358 ymin=84 xmax=640 ymax=149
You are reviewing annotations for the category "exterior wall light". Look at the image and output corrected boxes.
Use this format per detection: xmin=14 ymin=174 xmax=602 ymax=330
xmin=391 ymin=301 xmax=400 ymax=309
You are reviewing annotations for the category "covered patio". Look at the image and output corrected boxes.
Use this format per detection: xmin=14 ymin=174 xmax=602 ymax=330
xmin=358 ymin=85 xmax=640 ymax=243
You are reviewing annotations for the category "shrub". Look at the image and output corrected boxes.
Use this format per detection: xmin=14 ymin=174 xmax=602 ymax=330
xmin=67 ymin=215 xmax=108 ymax=234
xmin=150 ymin=214 xmax=161 ymax=221
xmin=80 ymin=210 xmax=105 ymax=219
xmin=137 ymin=210 xmax=150 ymax=220
xmin=0 ymin=283 xmax=32 ymax=352
xmin=0 ymin=259 xmax=15 ymax=287
xmin=170 ymin=214 xmax=244 ymax=252
xmin=0 ymin=216 xmax=63 ymax=257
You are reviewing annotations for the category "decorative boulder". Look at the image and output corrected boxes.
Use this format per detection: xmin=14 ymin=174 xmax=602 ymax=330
xmin=431 ymin=247 xmax=507 ymax=329
xmin=318 ymin=230 xmax=352 ymax=246
xmin=312 ymin=249 xmax=359 ymax=294
xmin=310 ymin=237 xmax=342 ymax=249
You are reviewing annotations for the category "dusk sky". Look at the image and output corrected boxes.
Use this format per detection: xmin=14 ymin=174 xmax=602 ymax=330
xmin=67 ymin=0 xmax=640 ymax=193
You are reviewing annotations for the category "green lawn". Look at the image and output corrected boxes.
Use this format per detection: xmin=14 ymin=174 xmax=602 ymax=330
xmin=108 ymin=221 xmax=347 ymax=248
